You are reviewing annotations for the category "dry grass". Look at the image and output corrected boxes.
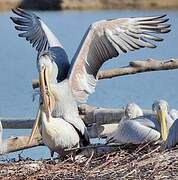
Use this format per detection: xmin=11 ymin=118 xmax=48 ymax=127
xmin=0 ymin=143 xmax=178 ymax=179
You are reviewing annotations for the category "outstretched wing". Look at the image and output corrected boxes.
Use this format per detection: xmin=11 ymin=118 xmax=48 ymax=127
xmin=107 ymin=118 xmax=160 ymax=144
xmin=166 ymin=119 xmax=178 ymax=149
xmin=68 ymin=15 xmax=170 ymax=102
xmin=11 ymin=8 xmax=62 ymax=53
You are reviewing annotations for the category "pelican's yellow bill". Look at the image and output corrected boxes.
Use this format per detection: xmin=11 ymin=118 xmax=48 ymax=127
xmin=157 ymin=110 xmax=168 ymax=141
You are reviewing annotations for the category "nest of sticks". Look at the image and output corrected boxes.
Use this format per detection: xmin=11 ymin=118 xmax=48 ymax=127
xmin=0 ymin=143 xmax=178 ymax=179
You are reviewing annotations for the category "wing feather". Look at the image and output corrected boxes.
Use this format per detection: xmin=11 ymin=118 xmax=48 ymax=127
xmin=107 ymin=118 xmax=160 ymax=144
xmin=11 ymin=8 xmax=62 ymax=53
xmin=68 ymin=15 xmax=171 ymax=102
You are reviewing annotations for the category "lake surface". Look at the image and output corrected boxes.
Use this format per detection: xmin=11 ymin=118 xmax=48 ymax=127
xmin=0 ymin=9 xmax=178 ymax=160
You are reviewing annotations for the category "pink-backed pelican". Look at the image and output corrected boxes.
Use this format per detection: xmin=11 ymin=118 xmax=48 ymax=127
xmin=11 ymin=9 xmax=170 ymax=155
xmin=107 ymin=100 xmax=174 ymax=145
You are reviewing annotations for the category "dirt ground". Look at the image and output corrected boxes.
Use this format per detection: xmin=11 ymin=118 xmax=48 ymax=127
xmin=0 ymin=143 xmax=178 ymax=179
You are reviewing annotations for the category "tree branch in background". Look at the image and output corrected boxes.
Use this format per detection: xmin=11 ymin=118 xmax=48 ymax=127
xmin=32 ymin=59 xmax=178 ymax=89
xmin=98 ymin=59 xmax=178 ymax=79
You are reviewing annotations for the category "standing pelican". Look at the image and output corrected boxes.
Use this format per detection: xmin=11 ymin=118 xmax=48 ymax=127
xmin=38 ymin=69 xmax=80 ymax=158
xmin=11 ymin=9 xmax=170 ymax=152
xmin=107 ymin=100 xmax=174 ymax=145
xmin=11 ymin=9 xmax=90 ymax=148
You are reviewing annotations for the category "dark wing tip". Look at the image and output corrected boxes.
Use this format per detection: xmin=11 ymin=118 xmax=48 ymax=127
xmin=10 ymin=16 xmax=15 ymax=22
xmin=153 ymin=14 xmax=167 ymax=20
xmin=162 ymin=28 xmax=171 ymax=33
xmin=158 ymin=14 xmax=167 ymax=18
xmin=11 ymin=8 xmax=23 ymax=16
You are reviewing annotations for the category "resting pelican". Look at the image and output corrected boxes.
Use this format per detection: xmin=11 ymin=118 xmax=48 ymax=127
xmin=124 ymin=103 xmax=143 ymax=119
xmin=153 ymin=101 xmax=178 ymax=149
xmin=160 ymin=105 xmax=178 ymax=149
xmin=107 ymin=100 xmax=174 ymax=145
xmin=0 ymin=121 xmax=7 ymax=154
xmin=11 ymin=9 xmax=170 ymax=151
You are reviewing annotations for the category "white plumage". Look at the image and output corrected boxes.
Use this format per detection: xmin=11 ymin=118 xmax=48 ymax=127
xmin=107 ymin=100 xmax=174 ymax=145
xmin=40 ymin=111 xmax=80 ymax=157
xmin=0 ymin=121 xmax=7 ymax=154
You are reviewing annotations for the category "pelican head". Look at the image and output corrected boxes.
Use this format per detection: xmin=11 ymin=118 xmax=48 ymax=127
xmin=152 ymin=100 xmax=169 ymax=141
xmin=125 ymin=103 xmax=143 ymax=119
xmin=38 ymin=51 xmax=56 ymax=113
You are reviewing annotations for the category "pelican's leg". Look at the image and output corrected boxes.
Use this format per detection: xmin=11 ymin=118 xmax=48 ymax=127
xmin=71 ymin=150 xmax=76 ymax=162
xmin=28 ymin=108 xmax=41 ymax=145
xmin=50 ymin=150 xmax=54 ymax=160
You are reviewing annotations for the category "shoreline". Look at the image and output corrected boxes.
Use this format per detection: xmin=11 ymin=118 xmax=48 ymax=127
xmin=0 ymin=0 xmax=178 ymax=11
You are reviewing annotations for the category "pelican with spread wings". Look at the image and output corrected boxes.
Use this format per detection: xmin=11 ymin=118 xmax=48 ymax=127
xmin=11 ymin=9 xmax=171 ymax=154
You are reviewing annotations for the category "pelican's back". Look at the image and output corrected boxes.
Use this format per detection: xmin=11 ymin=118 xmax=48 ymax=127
xmin=107 ymin=117 xmax=161 ymax=145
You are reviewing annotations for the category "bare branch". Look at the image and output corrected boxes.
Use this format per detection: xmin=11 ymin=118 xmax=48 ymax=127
xmin=0 ymin=135 xmax=43 ymax=155
xmin=32 ymin=59 xmax=178 ymax=88
xmin=98 ymin=59 xmax=178 ymax=79
xmin=1 ymin=104 xmax=154 ymax=129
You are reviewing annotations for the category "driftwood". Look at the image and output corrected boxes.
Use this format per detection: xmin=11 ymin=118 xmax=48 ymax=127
xmin=0 ymin=125 xmax=120 ymax=155
xmin=1 ymin=104 xmax=154 ymax=128
xmin=32 ymin=59 xmax=178 ymax=89
xmin=0 ymin=135 xmax=43 ymax=155
xmin=0 ymin=105 xmax=155 ymax=155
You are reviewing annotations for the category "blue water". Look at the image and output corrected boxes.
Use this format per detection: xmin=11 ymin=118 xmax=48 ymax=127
xmin=0 ymin=9 xmax=178 ymax=160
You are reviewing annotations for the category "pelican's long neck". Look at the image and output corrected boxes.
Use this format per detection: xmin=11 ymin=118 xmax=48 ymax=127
xmin=40 ymin=20 xmax=62 ymax=48
xmin=50 ymin=62 xmax=58 ymax=84
xmin=41 ymin=111 xmax=51 ymax=128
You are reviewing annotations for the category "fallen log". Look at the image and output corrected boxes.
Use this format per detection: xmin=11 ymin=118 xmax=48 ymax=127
xmin=0 ymin=105 xmax=156 ymax=155
xmin=1 ymin=105 xmax=154 ymax=128
xmin=0 ymin=123 xmax=120 ymax=155
xmin=32 ymin=59 xmax=178 ymax=89
xmin=0 ymin=135 xmax=43 ymax=155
